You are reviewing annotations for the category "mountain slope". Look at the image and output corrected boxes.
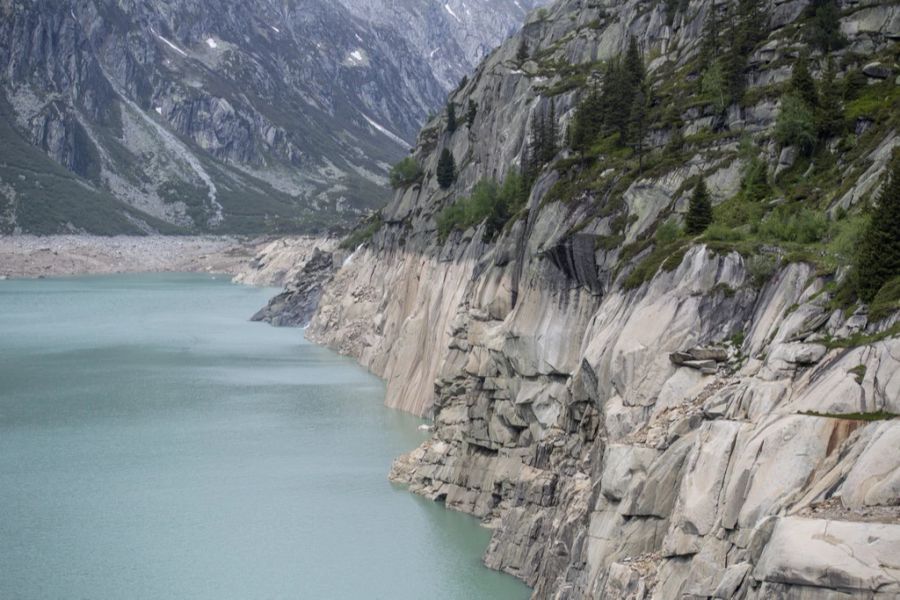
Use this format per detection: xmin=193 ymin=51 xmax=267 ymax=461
xmin=0 ymin=0 xmax=541 ymax=234
xmin=339 ymin=0 xmax=545 ymax=90
xmin=272 ymin=0 xmax=900 ymax=596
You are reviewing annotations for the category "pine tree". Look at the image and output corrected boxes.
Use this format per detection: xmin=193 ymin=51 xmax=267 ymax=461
xmin=529 ymin=108 xmax=545 ymax=172
xmin=446 ymin=102 xmax=457 ymax=133
xmin=737 ymin=0 xmax=767 ymax=49
xmin=702 ymin=59 xmax=729 ymax=114
xmin=543 ymin=99 xmax=558 ymax=163
xmin=516 ymin=37 xmax=529 ymax=62
xmin=856 ymin=155 xmax=900 ymax=302
xmin=436 ymin=148 xmax=456 ymax=189
xmin=722 ymin=17 xmax=748 ymax=105
xmin=466 ymin=99 xmax=477 ymax=128
xmin=602 ymin=59 xmax=631 ymax=141
xmin=521 ymin=139 xmax=536 ymax=188
xmin=629 ymin=84 xmax=649 ymax=171
xmin=816 ymin=59 xmax=843 ymax=139
xmin=791 ymin=52 xmax=819 ymax=109
xmin=806 ymin=0 xmax=845 ymax=52
xmin=686 ymin=179 xmax=713 ymax=235
xmin=720 ymin=0 xmax=766 ymax=106
xmin=572 ymin=88 xmax=604 ymax=153
xmin=699 ymin=6 xmax=721 ymax=67
xmin=624 ymin=36 xmax=645 ymax=87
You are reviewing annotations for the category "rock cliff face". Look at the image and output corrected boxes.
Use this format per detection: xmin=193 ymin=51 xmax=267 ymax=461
xmin=338 ymin=0 xmax=545 ymax=91
xmin=0 ymin=0 xmax=539 ymax=234
xmin=298 ymin=0 xmax=900 ymax=597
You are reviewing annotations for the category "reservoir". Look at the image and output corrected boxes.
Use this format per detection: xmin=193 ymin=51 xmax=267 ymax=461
xmin=0 ymin=274 xmax=530 ymax=599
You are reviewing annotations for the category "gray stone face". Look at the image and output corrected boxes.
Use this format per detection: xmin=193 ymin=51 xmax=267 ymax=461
xmin=252 ymin=247 xmax=336 ymax=327
xmin=753 ymin=518 xmax=900 ymax=594
xmin=289 ymin=0 xmax=900 ymax=597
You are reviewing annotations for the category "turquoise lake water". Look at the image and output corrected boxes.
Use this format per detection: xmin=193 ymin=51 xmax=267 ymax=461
xmin=0 ymin=273 xmax=530 ymax=599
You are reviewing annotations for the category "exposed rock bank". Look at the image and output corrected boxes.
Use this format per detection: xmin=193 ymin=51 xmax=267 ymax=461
xmin=275 ymin=0 xmax=900 ymax=597
xmin=0 ymin=235 xmax=329 ymax=286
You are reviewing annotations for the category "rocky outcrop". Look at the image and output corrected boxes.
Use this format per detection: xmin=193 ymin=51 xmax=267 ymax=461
xmin=295 ymin=0 xmax=900 ymax=597
xmin=233 ymin=237 xmax=338 ymax=288
xmin=252 ymin=247 xmax=336 ymax=327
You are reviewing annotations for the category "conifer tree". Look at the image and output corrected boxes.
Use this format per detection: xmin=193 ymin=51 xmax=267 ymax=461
xmin=602 ymin=59 xmax=631 ymax=141
xmin=446 ymin=102 xmax=457 ymax=133
xmin=466 ymin=99 xmax=477 ymax=128
xmin=702 ymin=59 xmax=729 ymax=114
xmin=572 ymin=88 xmax=604 ymax=153
xmin=543 ymin=99 xmax=558 ymax=163
xmin=856 ymin=155 xmax=900 ymax=302
xmin=516 ymin=37 xmax=529 ymax=62
xmin=737 ymin=0 xmax=767 ymax=48
xmin=686 ymin=179 xmax=713 ymax=235
xmin=521 ymin=139 xmax=535 ymax=188
xmin=699 ymin=7 xmax=720 ymax=67
xmin=436 ymin=148 xmax=456 ymax=189
xmin=629 ymin=84 xmax=649 ymax=171
xmin=721 ymin=0 xmax=767 ymax=106
xmin=791 ymin=52 xmax=819 ymax=109
xmin=529 ymin=108 xmax=546 ymax=172
xmin=722 ymin=18 xmax=748 ymax=104
xmin=816 ymin=59 xmax=843 ymax=139
xmin=806 ymin=0 xmax=845 ymax=52
xmin=624 ymin=36 xmax=645 ymax=87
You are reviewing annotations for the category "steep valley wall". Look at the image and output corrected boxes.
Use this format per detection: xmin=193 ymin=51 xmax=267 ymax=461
xmin=267 ymin=0 xmax=900 ymax=596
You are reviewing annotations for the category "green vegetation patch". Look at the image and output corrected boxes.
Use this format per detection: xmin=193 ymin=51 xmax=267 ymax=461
xmin=339 ymin=213 xmax=383 ymax=250
xmin=869 ymin=276 xmax=900 ymax=323
xmin=799 ymin=410 xmax=898 ymax=422
xmin=437 ymin=172 xmax=527 ymax=243
xmin=389 ymin=157 xmax=423 ymax=189
xmin=623 ymin=239 xmax=690 ymax=290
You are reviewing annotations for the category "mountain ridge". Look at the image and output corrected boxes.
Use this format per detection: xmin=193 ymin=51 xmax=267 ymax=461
xmin=0 ymin=0 xmax=542 ymax=234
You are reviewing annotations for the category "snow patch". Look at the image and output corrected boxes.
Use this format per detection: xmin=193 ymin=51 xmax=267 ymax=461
xmin=444 ymin=3 xmax=461 ymax=22
xmin=154 ymin=107 xmax=163 ymax=115
xmin=344 ymin=48 xmax=368 ymax=67
xmin=361 ymin=113 xmax=409 ymax=148
xmin=153 ymin=30 xmax=188 ymax=57
xmin=205 ymin=38 xmax=218 ymax=49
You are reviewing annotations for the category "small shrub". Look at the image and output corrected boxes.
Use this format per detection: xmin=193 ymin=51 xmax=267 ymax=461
xmin=747 ymin=253 xmax=781 ymax=287
xmin=827 ymin=214 xmax=868 ymax=262
xmin=776 ymin=94 xmax=817 ymax=155
xmin=757 ymin=207 xmax=828 ymax=244
xmin=389 ymin=157 xmax=423 ymax=189
xmin=848 ymin=364 xmax=867 ymax=384
xmin=702 ymin=59 xmax=729 ymax=113
xmin=869 ymin=276 xmax=900 ymax=322
xmin=340 ymin=214 xmax=383 ymax=250
xmin=436 ymin=171 xmax=526 ymax=243
xmin=740 ymin=155 xmax=770 ymax=202
xmin=655 ymin=219 xmax=681 ymax=244
xmin=703 ymin=223 xmax=745 ymax=242
xmin=623 ymin=240 xmax=688 ymax=289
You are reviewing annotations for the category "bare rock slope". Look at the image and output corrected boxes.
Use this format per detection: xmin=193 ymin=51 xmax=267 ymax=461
xmin=290 ymin=0 xmax=900 ymax=597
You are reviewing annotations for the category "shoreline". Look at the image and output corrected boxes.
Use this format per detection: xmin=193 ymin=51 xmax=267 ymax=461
xmin=0 ymin=235 xmax=330 ymax=286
